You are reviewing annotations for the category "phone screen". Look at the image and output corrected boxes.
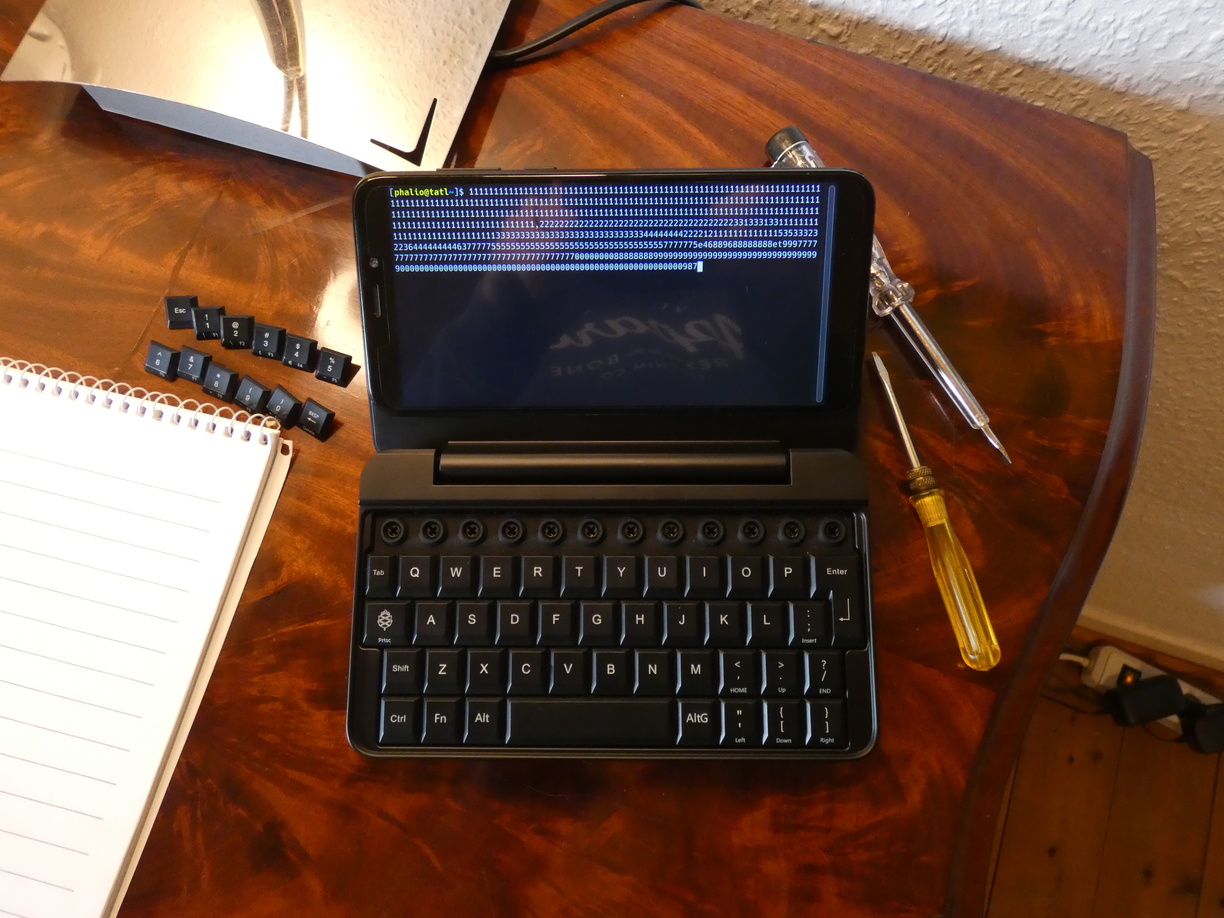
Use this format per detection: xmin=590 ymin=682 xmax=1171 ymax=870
xmin=354 ymin=170 xmax=874 ymax=416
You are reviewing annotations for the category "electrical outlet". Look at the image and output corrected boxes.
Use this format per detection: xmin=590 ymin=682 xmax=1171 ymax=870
xmin=1080 ymin=644 xmax=1220 ymax=732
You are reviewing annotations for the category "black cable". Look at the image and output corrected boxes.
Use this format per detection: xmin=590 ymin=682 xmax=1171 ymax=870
xmin=490 ymin=0 xmax=703 ymax=67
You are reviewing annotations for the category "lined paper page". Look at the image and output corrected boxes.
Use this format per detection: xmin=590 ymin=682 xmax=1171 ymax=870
xmin=0 ymin=373 xmax=284 ymax=918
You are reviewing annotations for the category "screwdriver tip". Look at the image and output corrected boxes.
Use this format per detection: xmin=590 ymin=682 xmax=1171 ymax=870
xmin=982 ymin=425 xmax=1012 ymax=465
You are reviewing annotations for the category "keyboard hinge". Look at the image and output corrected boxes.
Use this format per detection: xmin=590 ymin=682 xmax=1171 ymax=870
xmin=436 ymin=441 xmax=789 ymax=484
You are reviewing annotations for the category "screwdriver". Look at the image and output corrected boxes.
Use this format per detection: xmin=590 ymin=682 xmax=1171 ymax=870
xmin=872 ymin=352 xmax=1001 ymax=671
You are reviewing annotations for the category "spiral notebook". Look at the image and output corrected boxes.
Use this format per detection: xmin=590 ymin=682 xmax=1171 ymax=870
xmin=0 ymin=359 xmax=292 ymax=918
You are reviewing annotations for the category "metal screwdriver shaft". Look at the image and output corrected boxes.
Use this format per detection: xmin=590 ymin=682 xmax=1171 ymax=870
xmin=872 ymin=352 xmax=1001 ymax=671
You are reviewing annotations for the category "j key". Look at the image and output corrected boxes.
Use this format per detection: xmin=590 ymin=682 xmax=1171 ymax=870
xmin=747 ymin=602 xmax=788 ymax=647
xmin=791 ymin=601 xmax=832 ymax=647
xmin=480 ymin=557 xmax=515 ymax=597
xmin=706 ymin=602 xmax=745 ymax=647
xmin=770 ymin=556 xmax=808 ymax=599
xmin=677 ymin=650 xmax=716 ymax=696
xmin=804 ymin=651 xmax=846 ymax=697
xmin=521 ymin=557 xmax=556 ymax=597
xmin=496 ymin=602 xmax=535 ymax=646
xmin=422 ymin=698 xmax=464 ymax=744
xmin=592 ymin=650 xmax=631 ymax=695
xmin=621 ymin=601 xmax=660 ymax=644
xmin=363 ymin=602 xmax=408 ymax=647
xmin=365 ymin=555 xmax=394 ymax=597
xmin=678 ymin=700 xmax=720 ymax=746
xmin=819 ymin=556 xmax=867 ymax=648
xmin=561 ymin=556 xmax=598 ymax=597
xmin=762 ymin=651 xmax=802 ymax=696
xmin=466 ymin=649 xmax=506 ymax=694
xmin=808 ymin=699 xmax=849 ymax=749
xmin=380 ymin=698 xmax=420 ymax=744
xmin=397 ymin=557 xmax=433 ymax=598
xmin=634 ymin=650 xmax=673 ymax=696
xmin=506 ymin=699 xmax=674 ymax=746
xmin=382 ymin=648 xmax=423 ymax=693
xmin=603 ymin=556 xmax=639 ymax=597
xmin=685 ymin=556 xmax=723 ymax=598
xmin=538 ymin=601 xmax=576 ymax=644
xmin=765 ymin=700 xmax=805 ymax=747
xmin=663 ymin=602 xmax=704 ymax=646
xmin=465 ymin=699 xmax=505 ymax=745
xmin=414 ymin=602 xmax=451 ymax=645
xmin=728 ymin=557 xmax=765 ymax=597
xmin=438 ymin=556 xmax=474 ymax=596
xmin=424 ymin=649 xmax=463 ymax=694
xmin=720 ymin=700 xmax=763 ymax=747
xmin=643 ymin=556 xmax=681 ymax=597
xmin=719 ymin=650 xmax=759 ymax=696
xmin=550 ymin=649 xmax=588 ymax=694
xmin=579 ymin=602 xmax=618 ymax=646
xmin=507 ymin=650 xmax=547 ymax=694
xmin=455 ymin=601 xmax=494 ymax=645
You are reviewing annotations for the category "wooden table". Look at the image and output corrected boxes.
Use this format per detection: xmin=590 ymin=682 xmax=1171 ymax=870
xmin=0 ymin=1 xmax=1155 ymax=915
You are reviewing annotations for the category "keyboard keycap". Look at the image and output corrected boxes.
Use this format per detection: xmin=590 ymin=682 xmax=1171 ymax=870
xmin=720 ymin=700 xmax=763 ymax=747
xmin=507 ymin=650 xmax=547 ymax=694
xmin=480 ymin=556 xmax=515 ymax=597
xmin=496 ymin=601 xmax=535 ymax=645
xmin=465 ymin=699 xmax=505 ymax=744
xmin=719 ymin=650 xmax=758 ymax=696
xmin=422 ymin=698 xmax=464 ymax=744
xmin=561 ymin=556 xmax=598 ymax=597
xmin=747 ymin=602 xmax=788 ymax=647
xmin=592 ymin=650 xmax=631 ymax=694
xmin=456 ymin=601 xmax=494 ymax=645
xmin=808 ymin=699 xmax=849 ymax=749
xmin=791 ymin=600 xmax=832 ymax=647
xmin=621 ymin=601 xmax=660 ymax=645
xmin=705 ymin=601 xmax=745 ymax=646
xmin=538 ymin=601 xmax=576 ymax=644
xmin=643 ymin=556 xmax=681 ymax=597
xmin=762 ymin=651 xmax=802 ymax=697
xmin=685 ymin=556 xmax=723 ymax=597
xmin=769 ymin=556 xmax=808 ymax=598
xmin=397 ymin=557 xmax=433 ymax=598
xmin=603 ymin=556 xmax=639 ymax=597
xmin=663 ymin=602 xmax=703 ymax=646
xmin=765 ymin=700 xmax=805 ymax=747
xmin=382 ymin=649 xmax=423 ymax=694
xmin=579 ymin=602 xmax=618 ymax=646
xmin=380 ymin=698 xmax=420 ymax=744
xmin=804 ymin=651 xmax=846 ymax=697
xmin=424 ymin=649 xmax=463 ymax=694
xmin=677 ymin=650 xmax=716 ymax=696
xmin=506 ymin=699 xmax=674 ymax=746
xmin=728 ymin=557 xmax=764 ymax=597
xmin=819 ymin=556 xmax=867 ymax=648
xmin=550 ymin=649 xmax=588 ymax=694
xmin=366 ymin=555 xmax=394 ymax=598
xmin=467 ymin=649 xmax=506 ymax=694
xmin=414 ymin=602 xmax=452 ymax=645
xmin=678 ymin=700 xmax=719 ymax=746
xmin=634 ymin=650 xmax=672 ymax=696
xmin=364 ymin=602 xmax=409 ymax=647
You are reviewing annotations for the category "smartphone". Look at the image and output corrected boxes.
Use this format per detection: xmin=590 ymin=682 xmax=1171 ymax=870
xmin=351 ymin=168 xmax=875 ymax=451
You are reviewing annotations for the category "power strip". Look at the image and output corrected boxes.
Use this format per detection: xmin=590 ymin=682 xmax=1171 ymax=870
xmin=1078 ymin=644 xmax=1220 ymax=732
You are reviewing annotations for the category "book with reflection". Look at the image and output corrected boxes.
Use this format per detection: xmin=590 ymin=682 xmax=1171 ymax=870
xmin=0 ymin=359 xmax=292 ymax=918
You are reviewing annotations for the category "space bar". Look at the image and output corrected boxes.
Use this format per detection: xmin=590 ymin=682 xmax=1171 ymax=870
xmin=507 ymin=699 xmax=676 ymax=747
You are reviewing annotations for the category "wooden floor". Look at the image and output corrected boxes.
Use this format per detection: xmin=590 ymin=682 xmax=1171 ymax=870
xmin=987 ymin=630 xmax=1224 ymax=917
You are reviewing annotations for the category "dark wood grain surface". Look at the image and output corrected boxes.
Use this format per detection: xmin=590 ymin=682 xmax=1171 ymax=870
xmin=0 ymin=0 xmax=1154 ymax=915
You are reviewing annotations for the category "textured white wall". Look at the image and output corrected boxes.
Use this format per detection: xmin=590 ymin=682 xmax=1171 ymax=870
xmin=709 ymin=0 xmax=1224 ymax=666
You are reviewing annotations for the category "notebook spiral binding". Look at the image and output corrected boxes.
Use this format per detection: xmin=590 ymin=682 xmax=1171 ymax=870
xmin=0 ymin=357 xmax=281 ymax=445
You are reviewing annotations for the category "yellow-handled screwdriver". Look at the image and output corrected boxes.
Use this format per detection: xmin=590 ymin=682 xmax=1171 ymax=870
xmin=872 ymin=352 xmax=1001 ymax=671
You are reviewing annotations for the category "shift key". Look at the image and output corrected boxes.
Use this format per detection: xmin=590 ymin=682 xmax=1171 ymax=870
xmin=818 ymin=557 xmax=867 ymax=648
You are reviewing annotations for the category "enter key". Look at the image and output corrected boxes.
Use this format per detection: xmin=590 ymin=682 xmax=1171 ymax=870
xmin=819 ymin=556 xmax=867 ymax=648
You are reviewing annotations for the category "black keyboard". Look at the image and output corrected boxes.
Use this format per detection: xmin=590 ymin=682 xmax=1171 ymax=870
xmin=348 ymin=508 xmax=876 ymax=758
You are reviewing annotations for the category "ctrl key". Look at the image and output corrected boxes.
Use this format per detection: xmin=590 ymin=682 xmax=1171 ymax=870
xmin=380 ymin=698 xmax=420 ymax=745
